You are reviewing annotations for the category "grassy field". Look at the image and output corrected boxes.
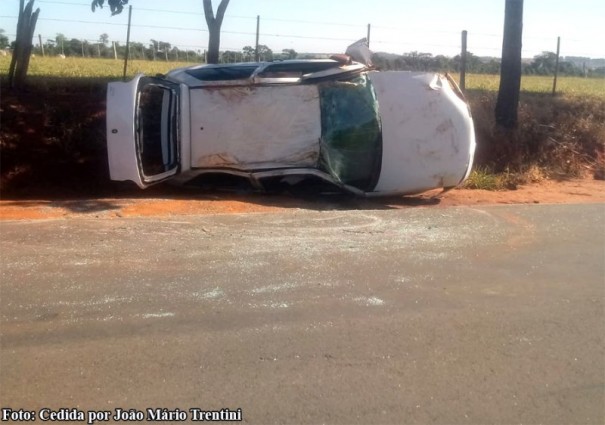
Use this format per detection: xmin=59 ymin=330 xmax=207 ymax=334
xmin=0 ymin=56 xmax=191 ymax=79
xmin=1 ymin=56 xmax=604 ymax=97
xmin=462 ymin=73 xmax=605 ymax=98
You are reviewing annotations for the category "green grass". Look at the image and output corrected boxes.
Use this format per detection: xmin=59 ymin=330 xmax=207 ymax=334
xmin=460 ymin=73 xmax=605 ymax=97
xmin=463 ymin=165 xmax=548 ymax=190
xmin=1 ymin=56 xmax=604 ymax=97
xmin=463 ymin=168 xmax=503 ymax=190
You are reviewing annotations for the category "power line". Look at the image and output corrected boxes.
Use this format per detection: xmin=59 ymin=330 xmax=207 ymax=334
xmin=1 ymin=16 xmax=362 ymax=42
xmin=22 ymin=1 xmax=367 ymax=27
xmin=1 ymin=12 xmax=600 ymax=58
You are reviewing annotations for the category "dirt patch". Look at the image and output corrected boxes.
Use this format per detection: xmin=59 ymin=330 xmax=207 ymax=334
xmin=435 ymin=178 xmax=605 ymax=206
xmin=1 ymin=178 xmax=603 ymax=221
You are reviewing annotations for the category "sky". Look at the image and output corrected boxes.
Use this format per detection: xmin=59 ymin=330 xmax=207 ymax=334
xmin=1 ymin=0 xmax=604 ymax=58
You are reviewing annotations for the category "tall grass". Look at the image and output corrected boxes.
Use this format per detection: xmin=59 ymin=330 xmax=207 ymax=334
xmin=468 ymin=89 xmax=605 ymax=180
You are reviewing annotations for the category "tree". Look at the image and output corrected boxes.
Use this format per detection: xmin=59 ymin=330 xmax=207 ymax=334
xmin=242 ymin=45 xmax=255 ymax=61
xmin=222 ymin=50 xmax=242 ymax=63
xmin=150 ymin=39 xmax=158 ymax=60
xmin=402 ymin=51 xmax=433 ymax=71
xmin=91 ymin=0 xmax=231 ymax=64
xmin=159 ymin=41 xmax=171 ymax=60
xmin=282 ymin=49 xmax=297 ymax=60
xmin=91 ymin=0 xmax=128 ymax=15
xmin=68 ymin=38 xmax=86 ymax=56
xmin=55 ymin=33 xmax=66 ymax=54
xmin=0 ymin=29 xmax=9 ymax=49
xmin=256 ymin=44 xmax=272 ymax=61
xmin=99 ymin=33 xmax=109 ymax=45
xmin=203 ymin=0 xmax=230 ymax=64
xmin=495 ymin=0 xmax=524 ymax=129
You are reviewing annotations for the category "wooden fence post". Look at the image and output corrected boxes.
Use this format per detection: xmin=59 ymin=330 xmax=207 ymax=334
xmin=38 ymin=33 xmax=44 ymax=56
xmin=552 ymin=36 xmax=561 ymax=96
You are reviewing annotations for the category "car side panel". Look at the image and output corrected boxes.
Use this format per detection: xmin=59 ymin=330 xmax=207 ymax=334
xmin=189 ymin=85 xmax=321 ymax=171
xmin=368 ymin=71 xmax=475 ymax=195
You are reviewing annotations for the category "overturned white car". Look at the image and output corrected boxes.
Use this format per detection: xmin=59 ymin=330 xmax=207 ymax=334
xmin=106 ymin=53 xmax=475 ymax=196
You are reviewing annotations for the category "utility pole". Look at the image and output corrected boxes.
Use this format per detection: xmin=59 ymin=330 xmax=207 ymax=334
xmin=367 ymin=24 xmax=371 ymax=47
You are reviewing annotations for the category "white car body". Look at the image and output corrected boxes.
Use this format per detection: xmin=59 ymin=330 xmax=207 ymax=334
xmin=106 ymin=59 xmax=475 ymax=196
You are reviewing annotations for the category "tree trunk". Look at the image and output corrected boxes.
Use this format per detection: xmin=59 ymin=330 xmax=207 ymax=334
xmin=206 ymin=22 xmax=220 ymax=64
xmin=495 ymin=0 xmax=524 ymax=129
xmin=203 ymin=0 xmax=230 ymax=64
xmin=15 ymin=8 xmax=40 ymax=84
xmin=9 ymin=0 xmax=39 ymax=88
xmin=8 ymin=0 xmax=25 ymax=86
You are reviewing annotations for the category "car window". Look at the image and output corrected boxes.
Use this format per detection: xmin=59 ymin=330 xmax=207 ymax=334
xmin=137 ymin=81 xmax=179 ymax=179
xmin=257 ymin=62 xmax=339 ymax=78
xmin=185 ymin=66 xmax=258 ymax=81
xmin=318 ymin=75 xmax=382 ymax=191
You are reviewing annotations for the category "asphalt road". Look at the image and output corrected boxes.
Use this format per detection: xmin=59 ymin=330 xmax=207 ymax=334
xmin=1 ymin=204 xmax=604 ymax=424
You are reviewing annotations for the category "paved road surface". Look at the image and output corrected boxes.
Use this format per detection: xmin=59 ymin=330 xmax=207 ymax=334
xmin=1 ymin=204 xmax=604 ymax=424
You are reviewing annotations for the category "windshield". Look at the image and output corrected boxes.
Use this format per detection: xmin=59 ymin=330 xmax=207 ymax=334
xmin=136 ymin=79 xmax=179 ymax=181
xmin=318 ymin=75 xmax=382 ymax=191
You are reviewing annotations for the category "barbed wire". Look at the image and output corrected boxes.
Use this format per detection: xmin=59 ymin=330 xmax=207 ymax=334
xmin=0 ymin=7 xmax=600 ymax=59
xmin=2 ymin=0 xmax=595 ymax=45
